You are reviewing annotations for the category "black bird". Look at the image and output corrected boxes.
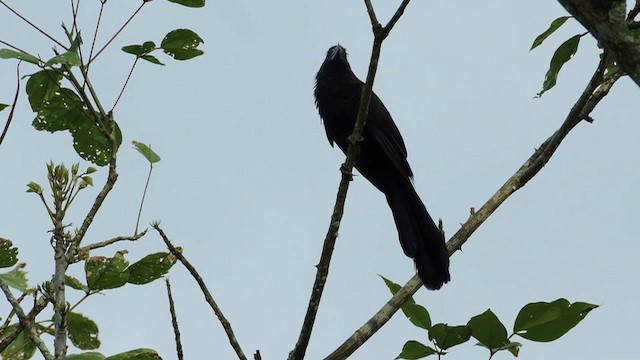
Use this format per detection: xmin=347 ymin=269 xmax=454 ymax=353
xmin=314 ymin=45 xmax=450 ymax=290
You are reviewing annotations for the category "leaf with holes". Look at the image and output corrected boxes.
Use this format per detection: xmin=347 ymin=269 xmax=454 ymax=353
xmin=0 ymin=238 xmax=18 ymax=268
xmin=126 ymin=252 xmax=176 ymax=285
xmin=26 ymin=70 xmax=63 ymax=112
xmin=85 ymin=253 xmax=130 ymax=291
xmin=67 ymin=312 xmax=101 ymax=350
xmin=161 ymin=29 xmax=204 ymax=60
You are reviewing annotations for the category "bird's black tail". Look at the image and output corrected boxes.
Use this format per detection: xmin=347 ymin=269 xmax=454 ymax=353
xmin=385 ymin=180 xmax=450 ymax=290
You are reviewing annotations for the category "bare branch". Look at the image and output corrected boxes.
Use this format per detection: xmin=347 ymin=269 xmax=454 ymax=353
xmin=325 ymin=56 xmax=621 ymax=360
xmin=72 ymin=230 xmax=147 ymax=260
xmin=165 ymin=278 xmax=184 ymax=360
xmin=153 ymin=224 xmax=248 ymax=360
xmin=0 ymin=62 xmax=20 ymax=147
xmin=0 ymin=283 xmax=53 ymax=360
xmin=0 ymin=295 xmax=48 ymax=353
xmin=88 ymin=2 xmax=147 ymax=65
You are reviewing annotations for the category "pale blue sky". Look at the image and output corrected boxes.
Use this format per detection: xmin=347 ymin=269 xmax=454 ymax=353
xmin=1 ymin=1 xmax=639 ymax=359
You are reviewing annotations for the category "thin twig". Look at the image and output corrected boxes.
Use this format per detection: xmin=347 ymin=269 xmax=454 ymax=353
xmin=85 ymin=0 xmax=107 ymax=87
xmin=72 ymin=230 xmax=147 ymax=260
xmin=0 ymin=283 xmax=53 ymax=360
xmin=88 ymin=1 xmax=147 ymax=65
xmin=134 ymin=152 xmax=152 ymax=235
xmin=0 ymin=62 xmax=20 ymax=147
xmin=0 ymin=0 xmax=67 ymax=50
xmin=112 ymin=57 xmax=139 ymax=112
xmin=0 ymin=39 xmax=32 ymax=55
xmin=324 ymin=56 xmax=620 ymax=360
xmin=153 ymin=224 xmax=248 ymax=360
xmin=165 ymin=278 xmax=184 ymax=360
xmin=290 ymin=1 xmax=413 ymax=359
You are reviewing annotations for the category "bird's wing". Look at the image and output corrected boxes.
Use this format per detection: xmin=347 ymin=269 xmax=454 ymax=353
xmin=367 ymin=91 xmax=414 ymax=178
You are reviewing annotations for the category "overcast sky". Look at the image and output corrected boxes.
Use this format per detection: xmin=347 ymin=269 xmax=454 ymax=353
xmin=1 ymin=1 xmax=639 ymax=359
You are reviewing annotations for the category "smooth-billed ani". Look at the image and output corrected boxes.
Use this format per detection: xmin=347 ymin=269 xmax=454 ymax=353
xmin=314 ymin=45 xmax=450 ymax=290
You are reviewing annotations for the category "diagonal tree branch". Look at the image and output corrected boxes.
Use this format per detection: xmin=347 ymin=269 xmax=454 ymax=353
xmin=0 ymin=295 xmax=48 ymax=353
xmin=153 ymin=224 xmax=248 ymax=360
xmin=289 ymin=1 xmax=414 ymax=359
xmin=324 ymin=55 xmax=622 ymax=360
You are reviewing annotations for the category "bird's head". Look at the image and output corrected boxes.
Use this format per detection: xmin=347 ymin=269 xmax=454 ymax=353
xmin=317 ymin=44 xmax=352 ymax=80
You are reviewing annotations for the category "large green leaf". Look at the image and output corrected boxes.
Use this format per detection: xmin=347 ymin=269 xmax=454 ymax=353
xmin=0 ymin=238 xmax=18 ymax=268
xmin=161 ymin=29 xmax=204 ymax=60
xmin=428 ymin=323 xmax=471 ymax=350
xmin=467 ymin=309 xmax=509 ymax=350
xmin=396 ymin=340 xmax=436 ymax=360
xmin=514 ymin=298 xmax=598 ymax=342
xmin=85 ymin=253 xmax=130 ymax=291
xmin=530 ymin=16 xmax=572 ymax=50
xmin=167 ymin=0 xmax=205 ymax=8
xmin=105 ymin=348 xmax=162 ymax=360
xmin=31 ymin=87 xmax=122 ymax=166
xmin=0 ymin=269 xmax=28 ymax=292
xmin=0 ymin=48 xmax=40 ymax=64
xmin=126 ymin=252 xmax=176 ymax=285
xmin=26 ymin=69 xmax=63 ymax=112
xmin=381 ymin=276 xmax=431 ymax=329
xmin=538 ymin=34 xmax=583 ymax=96
xmin=67 ymin=312 xmax=100 ymax=350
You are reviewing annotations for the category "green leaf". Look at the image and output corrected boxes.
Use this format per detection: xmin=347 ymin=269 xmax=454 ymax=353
xmin=67 ymin=312 xmax=100 ymax=350
xmin=132 ymin=141 xmax=162 ymax=164
xmin=85 ymin=253 xmax=130 ymax=291
xmin=81 ymin=176 xmax=94 ymax=186
xmin=514 ymin=298 xmax=598 ymax=342
xmin=65 ymin=274 xmax=89 ymax=292
xmin=140 ymin=55 xmax=164 ymax=66
xmin=0 ymin=327 xmax=36 ymax=360
xmin=31 ymin=87 xmax=122 ymax=166
xmin=66 ymin=352 xmax=106 ymax=360
xmin=122 ymin=41 xmax=156 ymax=56
xmin=0 ymin=48 xmax=40 ymax=64
xmin=500 ymin=341 xmax=522 ymax=357
xmin=0 ymin=238 xmax=19 ymax=268
xmin=86 ymin=166 xmax=98 ymax=174
xmin=396 ymin=340 xmax=436 ymax=359
xmin=126 ymin=252 xmax=176 ymax=285
xmin=467 ymin=309 xmax=509 ymax=350
xmin=381 ymin=275 xmax=431 ymax=329
xmin=0 ymin=269 xmax=28 ymax=292
xmin=530 ymin=16 xmax=572 ymax=50
xmin=44 ymin=51 xmax=81 ymax=67
xmin=538 ymin=34 xmax=582 ymax=96
xmin=161 ymin=29 xmax=204 ymax=60
xmin=26 ymin=181 xmax=43 ymax=194
xmin=26 ymin=69 xmax=63 ymax=112
xmin=105 ymin=348 xmax=162 ymax=360
xmin=167 ymin=0 xmax=205 ymax=8
xmin=428 ymin=323 xmax=471 ymax=350
xmin=0 ymin=103 xmax=8 ymax=112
